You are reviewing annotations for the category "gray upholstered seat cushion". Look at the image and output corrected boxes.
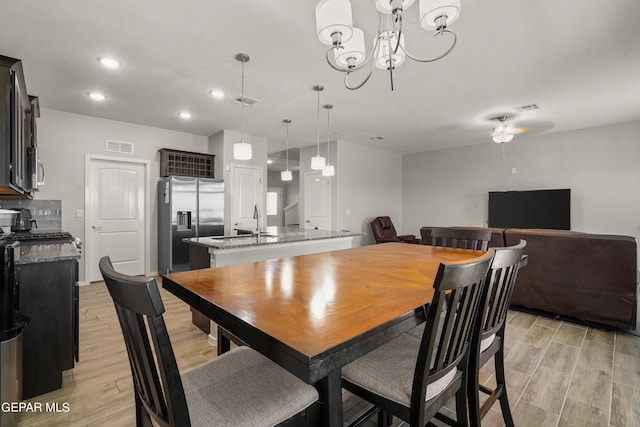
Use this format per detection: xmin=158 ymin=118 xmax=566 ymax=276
xmin=342 ymin=334 xmax=456 ymax=407
xmin=181 ymin=346 xmax=318 ymax=427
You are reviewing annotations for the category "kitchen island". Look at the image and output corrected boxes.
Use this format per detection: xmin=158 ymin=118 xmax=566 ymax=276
xmin=184 ymin=226 xmax=361 ymax=339
xmin=186 ymin=226 xmax=361 ymax=269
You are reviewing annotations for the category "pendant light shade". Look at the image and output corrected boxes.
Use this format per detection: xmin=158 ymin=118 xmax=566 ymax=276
xmin=322 ymin=104 xmax=335 ymax=177
xmin=281 ymin=119 xmax=293 ymax=182
xmin=233 ymin=53 xmax=252 ymax=160
xmin=311 ymin=85 xmax=326 ymax=170
xmin=234 ymin=141 xmax=252 ymax=160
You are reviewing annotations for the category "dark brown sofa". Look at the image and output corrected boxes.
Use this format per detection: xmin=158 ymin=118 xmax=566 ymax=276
xmin=420 ymin=226 xmax=638 ymax=330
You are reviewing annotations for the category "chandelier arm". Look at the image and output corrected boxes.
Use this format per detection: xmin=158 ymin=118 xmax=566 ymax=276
xmin=343 ymin=34 xmax=382 ymax=90
xmin=392 ymin=13 xmax=403 ymax=55
xmin=402 ymin=30 xmax=457 ymax=63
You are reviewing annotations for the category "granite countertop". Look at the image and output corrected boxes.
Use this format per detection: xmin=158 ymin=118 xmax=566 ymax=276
xmin=186 ymin=226 xmax=361 ymax=250
xmin=15 ymin=241 xmax=81 ymax=264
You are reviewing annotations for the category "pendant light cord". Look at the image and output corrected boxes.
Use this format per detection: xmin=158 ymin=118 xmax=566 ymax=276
xmin=326 ymin=107 xmax=331 ymax=160
xmin=316 ymin=89 xmax=321 ymax=155
xmin=285 ymin=121 xmax=289 ymax=170
xmin=241 ymin=60 xmax=245 ymax=143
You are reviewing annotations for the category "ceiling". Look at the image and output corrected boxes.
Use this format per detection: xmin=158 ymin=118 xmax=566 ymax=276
xmin=1 ymin=1 xmax=639 ymax=155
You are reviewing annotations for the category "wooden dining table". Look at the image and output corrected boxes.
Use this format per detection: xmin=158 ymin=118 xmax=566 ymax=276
xmin=162 ymin=242 xmax=484 ymax=426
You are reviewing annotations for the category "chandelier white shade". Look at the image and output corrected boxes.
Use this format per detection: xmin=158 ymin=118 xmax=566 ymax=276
xmin=419 ymin=0 xmax=460 ymax=30
xmin=311 ymin=85 xmax=327 ymax=170
xmin=315 ymin=0 xmax=460 ymax=90
xmin=233 ymin=53 xmax=252 ymax=160
xmin=316 ymin=0 xmax=353 ymax=46
xmin=375 ymin=32 xmax=406 ymax=70
xmin=375 ymin=0 xmax=416 ymax=14
xmin=334 ymin=28 xmax=366 ymax=68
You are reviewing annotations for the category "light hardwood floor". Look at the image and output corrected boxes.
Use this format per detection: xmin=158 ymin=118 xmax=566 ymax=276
xmin=14 ymin=281 xmax=640 ymax=427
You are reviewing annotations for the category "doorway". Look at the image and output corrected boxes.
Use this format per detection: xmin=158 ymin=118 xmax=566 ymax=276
xmin=85 ymin=156 xmax=150 ymax=282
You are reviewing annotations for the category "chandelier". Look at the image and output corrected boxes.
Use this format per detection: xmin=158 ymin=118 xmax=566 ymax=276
xmin=315 ymin=0 xmax=460 ymax=90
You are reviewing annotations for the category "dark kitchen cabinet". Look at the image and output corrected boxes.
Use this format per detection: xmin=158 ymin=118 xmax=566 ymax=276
xmin=17 ymin=258 xmax=79 ymax=398
xmin=1 ymin=55 xmax=36 ymax=199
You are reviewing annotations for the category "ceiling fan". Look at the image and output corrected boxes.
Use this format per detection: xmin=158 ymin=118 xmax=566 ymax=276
xmin=490 ymin=115 xmax=527 ymax=143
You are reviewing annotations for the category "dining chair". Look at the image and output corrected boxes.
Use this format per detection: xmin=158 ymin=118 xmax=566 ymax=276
xmin=98 ymin=256 xmax=319 ymax=427
xmin=341 ymin=250 xmax=495 ymax=427
xmin=467 ymin=239 xmax=526 ymax=427
xmin=428 ymin=227 xmax=493 ymax=251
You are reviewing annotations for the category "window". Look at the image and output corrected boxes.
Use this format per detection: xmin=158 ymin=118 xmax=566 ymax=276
xmin=266 ymin=191 xmax=278 ymax=216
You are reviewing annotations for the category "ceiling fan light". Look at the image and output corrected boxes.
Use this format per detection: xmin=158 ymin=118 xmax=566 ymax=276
xmin=233 ymin=141 xmax=252 ymax=160
xmin=311 ymin=155 xmax=326 ymax=170
xmin=281 ymin=170 xmax=293 ymax=181
xmin=375 ymin=0 xmax=416 ymax=14
xmin=334 ymin=27 xmax=366 ymax=67
xmin=419 ymin=0 xmax=461 ymax=30
xmin=375 ymin=32 xmax=406 ymax=69
xmin=316 ymin=0 xmax=354 ymax=46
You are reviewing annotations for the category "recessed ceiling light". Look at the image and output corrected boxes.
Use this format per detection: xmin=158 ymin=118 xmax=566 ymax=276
xmin=267 ymin=159 xmax=273 ymax=164
xmin=179 ymin=111 xmax=191 ymax=120
xmin=88 ymin=92 xmax=106 ymax=101
xmin=97 ymin=57 xmax=121 ymax=69
xmin=210 ymin=89 xmax=225 ymax=100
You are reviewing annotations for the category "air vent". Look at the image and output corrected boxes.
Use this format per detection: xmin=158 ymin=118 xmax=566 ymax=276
xmin=106 ymin=139 xmax=134 ymax=154
xmin=233 ymin=96 xmax=259 ymax=106
xmin=369 ymin=136 xmax=385 ymax=141
xmin=514 ymin=103 xmax=539 ymax=112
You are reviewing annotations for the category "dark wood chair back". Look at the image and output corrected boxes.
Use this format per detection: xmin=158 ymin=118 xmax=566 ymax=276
xmin=99 ymin=256 xmax=190 ymax=427
xmin=468 ymin=240 xmax=526 ymax=427
xmin=430 ymin=227 xmax=492 ymax=251
xmin=479 ymin=240 xmax=526 ymax=341
xmin=410 ymin=249 xmax=494 ymax=425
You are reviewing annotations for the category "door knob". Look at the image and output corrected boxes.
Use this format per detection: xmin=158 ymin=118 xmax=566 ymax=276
xmin=92 ymin=225 xmax=101 ymax=231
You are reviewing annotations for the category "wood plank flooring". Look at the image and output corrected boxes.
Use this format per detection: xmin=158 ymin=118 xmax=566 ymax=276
xmin=14 ymin=281 xmax=640 ymax=427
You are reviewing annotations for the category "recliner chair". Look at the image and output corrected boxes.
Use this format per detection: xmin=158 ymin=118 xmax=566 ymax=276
xmin=370 ymin=216 xmax=418 ymax=244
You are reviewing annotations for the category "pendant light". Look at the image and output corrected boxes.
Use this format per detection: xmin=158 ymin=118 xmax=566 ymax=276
xmin=322 ymin=104 xmax=335 ymax=177
xmin=233 ymin=53 xmax=252 ymax=160
xmin=281 ymin=119 xmax=293 ymax=181
xmin=310 ymin=85 xmax=326 ymax=170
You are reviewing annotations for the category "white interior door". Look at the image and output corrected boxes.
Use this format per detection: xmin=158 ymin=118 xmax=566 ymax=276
xmin=87 ymin=157 xmax=146 ymax=282
xmin=230 ymin=164 xmax=264 ymax=233
xmin=304 ymin=171 xmax=331 ymax=230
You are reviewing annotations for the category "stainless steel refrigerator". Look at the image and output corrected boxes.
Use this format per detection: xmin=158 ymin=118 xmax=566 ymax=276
xmin=158 ymin=176 xmax=224 ymax=273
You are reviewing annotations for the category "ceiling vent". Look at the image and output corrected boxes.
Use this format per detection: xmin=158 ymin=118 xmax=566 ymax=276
xmin=369 ymin=136 xmax=385 ymax=141
xmin=514 ymin=103 xmax=539 ymax=112
xmin=106 ymin=139 xmax=134 ymax=154
xmin=233 ymin=96 xmax=259 ymax=106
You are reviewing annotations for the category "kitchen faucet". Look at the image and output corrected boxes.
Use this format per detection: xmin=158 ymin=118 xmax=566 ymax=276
xmin=253 ymin=204 xmax=261 ymax=238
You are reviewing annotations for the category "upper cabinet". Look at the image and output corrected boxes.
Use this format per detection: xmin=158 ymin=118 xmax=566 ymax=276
xmin=0 ymin=55 xmax=39 ymax=199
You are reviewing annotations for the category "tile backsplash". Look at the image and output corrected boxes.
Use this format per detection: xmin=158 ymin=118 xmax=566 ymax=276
xmin=0 ymin=200 xmax=62 ymax=231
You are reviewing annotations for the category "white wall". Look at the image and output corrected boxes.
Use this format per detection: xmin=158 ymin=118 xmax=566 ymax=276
xmin=402 ymin=120 xmax=640 ymax=247
xmin=336 ymin=140 xmax=404 ymax=246
xmin=36 ymin=108 xmax=209 ymax=281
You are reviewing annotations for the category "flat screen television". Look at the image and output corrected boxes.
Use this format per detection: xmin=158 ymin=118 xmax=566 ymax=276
xmin=488 ymin=189 xmax=571 ymax=230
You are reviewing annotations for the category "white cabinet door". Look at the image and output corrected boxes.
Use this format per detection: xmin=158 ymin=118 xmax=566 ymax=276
xmin=87 ymin=158 xmax=146 ymax=282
